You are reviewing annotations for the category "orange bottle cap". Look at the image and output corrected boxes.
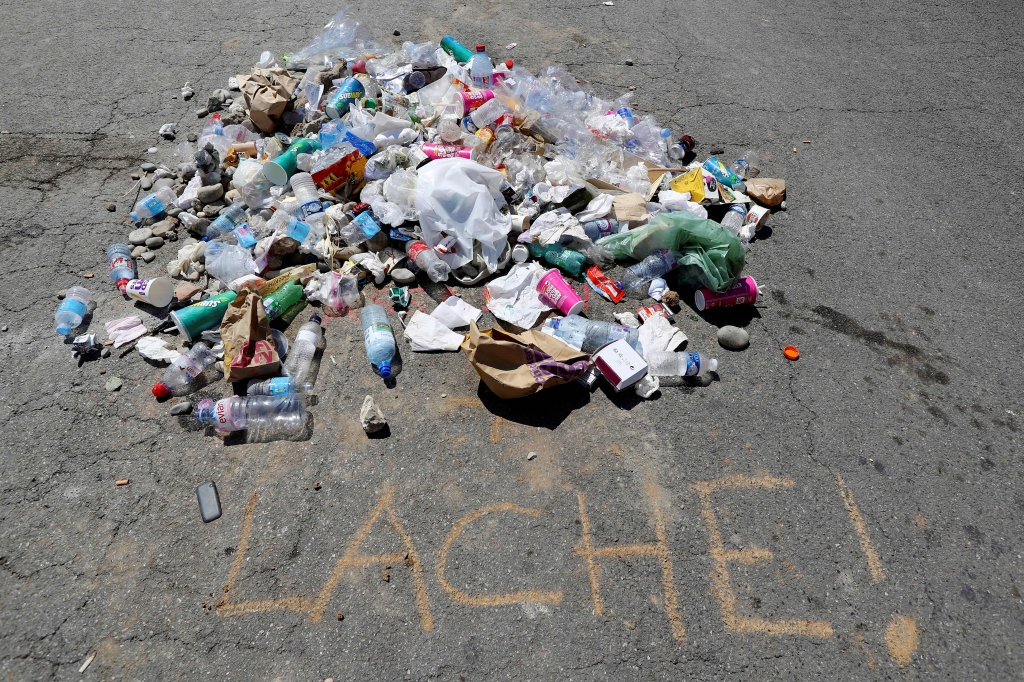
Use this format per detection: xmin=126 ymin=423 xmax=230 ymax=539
xmin=783 ymin=345 xmax=800 ymax=360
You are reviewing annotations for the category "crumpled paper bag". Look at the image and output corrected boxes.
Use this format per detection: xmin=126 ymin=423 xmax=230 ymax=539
xmin=219 ymin=291 xmax=280 ymax=382
xmin=744 ymin=178 xmax=786 ymax=207
xmin=461 ymin=321 xmax=591 ymax=399
xmin=236 ymin=68 xmax=300 ymax=133
xmin=404 ymin=311 xmax=466 ymax=351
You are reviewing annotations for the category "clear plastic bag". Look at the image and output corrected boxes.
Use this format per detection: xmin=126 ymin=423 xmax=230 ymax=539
xmin=282 ymin=5 xmax=385 ymax=68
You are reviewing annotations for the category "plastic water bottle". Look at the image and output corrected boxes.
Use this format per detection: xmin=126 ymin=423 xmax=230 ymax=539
xmin=151 ymin=342 xmax=217 ymax=398
xmin=618 ymin=249 xmax=678 ymax=294
xmin=290 ymin=172 xmax=325 ymax=225
xmin=550 ymin=315 xmax=643 ymax=355
xmin=702 ymin=157 xmax=746 ymax=192
xmin=359 ymin=304 xmax=396 ymax=377
xmin=582 ymin=219 xmax=622 ymax=242
xmin=667 ymin=134 xmax=695 ymax=162
xmin=720 ymin=204 xmax=747 ymax=237
xmin=106 ymin=244 xmax=135 ymax=294
xmin=129 ymin=187 xmax=177 ymax=222
xmin=246 ymin=376 xmax=314 ymax=396
xmin=55 ymin=287 xmax=91 ymax=336
xmin=195 ymin=394 xmax=309 ymax=440
xmin=263 ymin=280 xmax=304 ymax=322
xmin=267 ymin=211 xmax=314 ymax=250
xmin=204 ymin=204 xmax=247 ymax=240
xmin=729 ymin=150 xmax=759 ymax=179
xmin=528 ymin=242 xmax=586 ymax=276
xmin=647 ymin=351 xmax=718 ymax=377
xmin=469 ymin=45 xmax=493 ymax=87
xmin=282 ymin=315 xmax=323 ymax=384
xmin=405 ymin=240 xmax=451 ymax=283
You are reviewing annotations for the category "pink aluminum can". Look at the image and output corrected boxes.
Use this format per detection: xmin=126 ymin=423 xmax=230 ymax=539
xmin=422 ymin=143 xmax=475 ymax=160
xmin=537 ymin=269 xmax=584 ymax=316
xmin=694 ymin=275 xmax=759 ymax=311
xmin=456 ymin=90 xmax=494 ymax=117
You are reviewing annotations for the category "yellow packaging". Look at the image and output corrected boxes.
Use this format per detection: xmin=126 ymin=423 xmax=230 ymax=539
xmin=670 ymin=167 xmax=705 ymax=203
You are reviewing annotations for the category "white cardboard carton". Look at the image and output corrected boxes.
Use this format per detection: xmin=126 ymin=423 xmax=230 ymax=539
xmin=593 ymin=339 xmax=648 ymax=392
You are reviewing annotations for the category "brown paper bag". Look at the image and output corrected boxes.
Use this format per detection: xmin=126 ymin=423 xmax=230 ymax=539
xmin=613 ymin=193 xmax=649 ymax=222
xmin=461 ymin=321 xmax=591 ymax=399
xmin=744 ymin=178 xmax=786 ymax=207
xmin=220 ymin=292 xmax=280 ymax=382
xmin=236 ymin=68 xmax=300 ymax=134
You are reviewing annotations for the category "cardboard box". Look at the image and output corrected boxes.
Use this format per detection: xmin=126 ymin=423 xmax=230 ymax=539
xmin=593 ymin=339 xmax=648 ymax=392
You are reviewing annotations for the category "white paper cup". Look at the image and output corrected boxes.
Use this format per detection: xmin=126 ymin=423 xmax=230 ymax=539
xmin=126 ymin=277 xmax=174 ymax=308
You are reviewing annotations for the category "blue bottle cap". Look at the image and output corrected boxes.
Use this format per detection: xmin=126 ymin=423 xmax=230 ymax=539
xmin=378 ymin=361 xmax=391 ymax=377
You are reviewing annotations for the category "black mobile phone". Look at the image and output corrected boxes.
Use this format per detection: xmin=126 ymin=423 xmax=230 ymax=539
xmin=196 ymin=481 xmax=222 ymax=523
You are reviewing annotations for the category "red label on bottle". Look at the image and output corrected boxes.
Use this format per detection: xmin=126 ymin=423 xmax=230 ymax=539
xmin=406 ymin=241 xmax=429 ymax=260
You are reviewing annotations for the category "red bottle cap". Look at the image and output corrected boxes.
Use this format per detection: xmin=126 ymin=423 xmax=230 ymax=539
xmin=116 ymin=278 xmax=129 ymax=294
xmin=152 ymin=382 xmax=171 ymax=399
xmin=476 ymin=44 xmax=486 ymax=52
xmin=505 ymin=59 xmax=514 ymax=69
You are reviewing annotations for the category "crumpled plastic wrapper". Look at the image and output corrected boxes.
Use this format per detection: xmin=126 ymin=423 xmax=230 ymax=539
xmin=648 ymin=278 xmax=668 ymax=301
xmin=167 ymin=241 xmax=206 ymax=279
xmin=634 ymin=373 xmax=660 ymax=399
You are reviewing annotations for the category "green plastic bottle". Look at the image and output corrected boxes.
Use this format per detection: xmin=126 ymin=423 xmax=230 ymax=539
xmin=528 ymin=241 xmax=586 ymax=277
xmin=263 ymin=280 xmax=304 ymax=322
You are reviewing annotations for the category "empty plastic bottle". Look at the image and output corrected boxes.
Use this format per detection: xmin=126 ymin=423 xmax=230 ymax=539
xmin=204 ymin=204 xmax=247 ymax=240
xmin=246 ymin=376 xmax=314 ymax=396
xmin=646 ymin=351 xmax=718 ymax=377
xmin=550 ymin=315 xmax=643 ymax=355
xmin=729 ymin=150 xmax=759 ymax=179
xmin=106 ymin=244 xmax=135 ymax=294
xmin=405 ymin=240 xmax=451 ymax=283
xmin=702 ymin=157 xmax=746 ymax=192
xmin=667 ymin=134 xmax=696 ymax=162
xmin=469 ymin=45 xmax=493 ymax=87
xmin=129 ymin=187 xmax=177 ymax=222
xmin=267 ymin=211 xmax=314 ymax=250
xmin=618 ymin=249 xmax=678 ymax=294
xmin=263 ymin=280 xmax=304 ymax=323
xmin=582 ymin=219 xmax=622 ymax=242
xmin=720 ymin=204 xmax=748 ymax=237
xmin=55 ymin=286 xmax=91 ymax=336
xmin=282 ymin=315 xmax=323 ymax=385
xmin=529 ymin=242 xmax=586 ymax=277
xmin=359 ymin=304 xmax=396 ymax=377
xmin=290 ymin=172 xmax=325 ymax=225
xmin=151 ymin=342 xmax=217 ymax=398
xmin=195 ymin=394 xmax=309 ymax=440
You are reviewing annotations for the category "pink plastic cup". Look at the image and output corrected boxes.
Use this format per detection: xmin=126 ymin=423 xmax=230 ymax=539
xmin=537 ymin=269 xmax=584 ymax=316
xmin=456 ymin=90 xmax=494 ymax=117
xmin=694 ymin=275 xmax=759 ymax=312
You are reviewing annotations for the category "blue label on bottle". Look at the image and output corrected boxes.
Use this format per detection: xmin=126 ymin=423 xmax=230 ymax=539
xmin=683 ymin=351 xmax=700 ymax=376
xmin=286 ymin=218 xmax=311 ymax=244
xmin=57 ymin=299 xmax=87 ymax=318
xmin=234 ymin=223 xmax=257 ymax=248
xmin=344 ymin=131 xmax=377 ymax=157
xmin=266 ymin=377 xmax=292 ymax=396
xmin=354 ymin=212 xmax=381 ymax=239
xmin=616 ymin=107 xmax=635 ymax=127
xmin=389 ymin=228 xmax=411 ymax=242
xmin=142 ymin=194 xmax=164 ymax=215
xmin=298 ymin=200 xmax=324 ymax=222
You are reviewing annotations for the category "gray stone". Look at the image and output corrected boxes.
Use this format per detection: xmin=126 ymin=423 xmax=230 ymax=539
xmin=140 ymin=162 xmax=157 ymax=172
xmin=390 ymin=268 xmax=416 ymax=285
xmin=56 ymin=290 xmax=65 ymax=299
xmin=196 ymin=184 xmax=224 ymax=203
xmin=179 ymin=163 xmax=196 ymax=181
xmin=170 ymin=402 xmax=192 ymax=416
xmin=152 ymin=177 xmax=175 ymax=192
xmin=140 ymin=177 xmax=153 ymax=191
xmin=105 ymin=377 xmax=122 ymax=392
xmin=130 ymin=172 xmax=140 ymax=180
xmin=100 ymin=347 xmax=111 ymax=358
xmin=105 ymin=202 xmax=116 ymax=212
xmin=150 ymin=220 xmax=173 ymax=237
xmin=196 ymin=108 xmax=209 ymax=118
xmin=131 ymin=245 xmax=146 ymax=258
xmin=141 ymin=251 xmax=156 ymax=263
xmin=145 ymin=236 xmax=164 ymax=249
xmin=1 ymin=325 xmax=7 ymax=332
xmin=165 ymin=205 xmax=182 ymax=217
xmin=223 ymin=189 xmax=238 ymax=204
xmin=716 ymin=325 xmax=750 ymax=350
xmin=186 ymin=133 xmax=198 ymax=143
xmin=527 ymin=452 xmax=537 ymax=461
xmin=360 ymin=395 xmax=387 ymax=434
xmin=128 ymin=227 xmax=152 ymax=245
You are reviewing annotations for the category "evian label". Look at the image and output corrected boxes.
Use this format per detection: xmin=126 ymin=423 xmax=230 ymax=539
xmin=212 ymin=398 xmax=243 ymax=431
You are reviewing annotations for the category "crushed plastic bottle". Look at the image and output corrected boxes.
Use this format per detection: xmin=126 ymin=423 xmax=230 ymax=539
xmin=151 ymin=342 xmax=217 ymax=398
xmin=550 ymin=314 xmax=643 ymax=355
xmin=281 ymin=314 xmax=323 ymax=384
xmin=55 ymin=287 xmax=91 ymax=336
xmin=106 ymin=244 xmax=135 ymax=294
xmin=205 ymin=204 xmax=247 ymax=240
xmin=720 ymin=204 xmax=750 ymax=241
xmin=528 ymin=242 xmax=586 ymax=276
xmin=646 ymin=351 xmax=718 ymax=377
xmin=263 ymin=280 xmax=304 ymax=322
xmin=618 ymin=249 xmax=678 ymax=294
xmin=729 ymin=150 xmax=759 ymax=180
xmin=129 ymin=187 xmax=177 ymax=222
xmin=405 ymin=240 xmax=451 ymax=283
xmin=360 ymin=304 xmax=396 ymax=377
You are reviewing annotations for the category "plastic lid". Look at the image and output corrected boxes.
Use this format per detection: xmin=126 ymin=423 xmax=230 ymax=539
xmin=56 ymin=323 xmax=71 ymax=336
xmin=378 ymin=361 xmax=392 ymax=377
xmin=708 ymin=358 xmax=718 ymax=372
xmin=476 ymin=44 xmax=486 ymax=51
xmin=116 ymin=278 xmax=129 ymax=294
xmin=783 ymin=345 xmax=800 ymax=360
xmin=505 ymin=59 xmax=514 ymax=68
xmin=129 ymin=212 xmax=139 ymax=222
xmin=309 ymin=314 xmax=322 ymax=324
xmin=693 ymin=290 xmax=706 ymax=311
xmin=151 ymin=382 xmax=171 ymax=399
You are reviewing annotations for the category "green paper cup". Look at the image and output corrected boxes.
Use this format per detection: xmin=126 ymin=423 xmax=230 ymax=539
xmin=169 ymin=291 xmax=237 ymax=342
xmin=262 ymin=138 xmax=321 ymax=186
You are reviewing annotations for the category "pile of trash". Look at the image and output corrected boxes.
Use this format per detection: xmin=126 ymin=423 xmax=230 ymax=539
xmin=58 ymin=5 xmax=788 ymax=443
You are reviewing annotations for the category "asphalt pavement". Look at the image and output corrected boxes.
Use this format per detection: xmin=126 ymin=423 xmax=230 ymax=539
xmin=1 ymin=0 xmax=1023 ymax=679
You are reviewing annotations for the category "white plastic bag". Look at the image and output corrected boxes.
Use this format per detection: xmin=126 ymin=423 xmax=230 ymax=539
xmin=483 ymin=262 xmax=552 ymax=329
xmin=414 ymin=158 xmax=512 ymax=272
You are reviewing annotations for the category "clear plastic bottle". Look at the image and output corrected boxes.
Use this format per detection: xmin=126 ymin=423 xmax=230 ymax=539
xmin=729 ymin=150 xmax=759 ymax=179
xmin=405 ymin=240 xmax=451 ymax=283
xmin=204 ymin=204 xmax=247 ymax=240
xmin=204 ymin=241 xmax=257 ymax=284
xmin=646 ymin=351 xmax=718 ymax=377
xmin=667 ymin=134 xmax=695 ymax=162
xmin=106 ymin=244 xmax=135 ymax=294
xmin=282 ymin=315 xmax=323 ymax=385
xmin=55 ymin=286 xmax=91 ymax=336
xmin=246 ymin=376 xmax=314 ymax=396
xmin=151 ymin=342 xmax=218 ymax=398
xmin=359 ymin=304 xmax=396 ymax=377
xmin=720 ymin=204 xmax=748 ymax=237
xmin=195 ymin=394 xmax=309 ymax=440
xmin=469 ymin=45 xmax=493 ymax=87
xmin=339 ymin=210 xmax=382 ymax=246
xmin=129 ymin=187 xmax=177 ymax=222
xmin=618 ymin=249 xmax=678 ymax=294
xmin=289 ymin=172 xmax=325 ymax=225
xmin=528 ymin=242 xmax=587 ymax=277
xmin=550 ymin=314 xmax=643 ymax=355
xmin=267 ymin=211 xmax=314 ymax=250
xmin=582 ymin=219 xmax=622 ymax=242
xmin=702 ymin=157 xmax=746 ymax=192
